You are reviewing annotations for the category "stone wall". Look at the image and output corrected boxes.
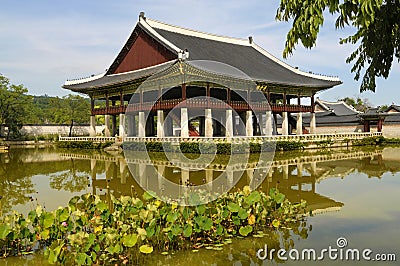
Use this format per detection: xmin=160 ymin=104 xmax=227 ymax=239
xmin=0 ymin=124 xmax=105 ymax=137
xmin=382 ymin=124 xmax=400 ymax=138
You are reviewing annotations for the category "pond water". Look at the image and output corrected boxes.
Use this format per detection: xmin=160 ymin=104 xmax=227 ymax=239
xmin=0 ymin=146 xmax=399 ymax=265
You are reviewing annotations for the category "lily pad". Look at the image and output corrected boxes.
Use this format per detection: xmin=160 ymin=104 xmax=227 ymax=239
xmin=139 ymin=244 xmax=153 ymax=254
xmin=239 ymin=225 xmax=253 ymax=236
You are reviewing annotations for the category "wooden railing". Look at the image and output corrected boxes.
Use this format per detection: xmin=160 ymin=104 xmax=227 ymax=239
xmin=59 ymin=136 xmax=117 ymax=143
xmin=92 ymin=99 xmax=312 ymax=114
xmin=124 ymin=132 xmax=383 ymax=144
xmin=92 ymin=105 xmax=127 ymax=115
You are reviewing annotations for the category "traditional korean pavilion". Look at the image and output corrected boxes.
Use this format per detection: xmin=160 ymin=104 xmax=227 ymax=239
xmin=63 ymin=12 xmax=342 ymax=138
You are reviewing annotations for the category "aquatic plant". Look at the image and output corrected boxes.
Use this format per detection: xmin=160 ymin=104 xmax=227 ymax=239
xmin=0 ymin=187 xmax=308 ymax=265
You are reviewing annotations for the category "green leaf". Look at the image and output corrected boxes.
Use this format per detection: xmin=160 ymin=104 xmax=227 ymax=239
xmin=244 ymin=191 xmax=261 ymax=205
xmin=272 ymin=219 xmax=281 ymax=228
xmin=171 ymin=224 xmax=183 ymax=236
xmin=275 ymin=193 xmax=285 ymax=204
xmin=48 ymin=244 xmax=63 ymax=265
xmin=139 ymin=244 xmax=153 ymax=254
xmin=238 ymin=208 xmax=248 ymax=220
xmin=0 ymin=224 xmax=11 ymax=240
xmin=202 ymin=218 xmax=213 ymax=231
xmin=239 ymin=225 xmax=253 ymax=236
xmin=196 ymin=205 xmax=206 ymax=215
xmin=216 ymin=224 xmax=224 ymax=236
xmin=146 ymin=226 xmax=155 ymax=238
xmin=143 ymin=191 xmax=156 ymax=201
xmin=42 ymin=212 xmax=55 ymax=229
xmin=122 ymin=234 xmax=138 ymax=247
xmin=227 ymin=202 xmax=240 ymax=213
xmin=96 ymin=202 xmax=108 ymax=212
xmin=59 ymin=209 xmax=69 ymax=222
xmin=28 ymin=210 xmax=37 ymax=222
xmin=183 ymin=224 xmax=192 ymax=238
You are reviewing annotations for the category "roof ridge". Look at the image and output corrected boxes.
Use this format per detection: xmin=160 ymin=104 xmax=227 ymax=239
xmin=145 ymin=17 xmax=251 ymax=46
xmin=252 ymin=44 xmax=341 ymax=82
xmin=108 ymin=60 xmax=177 ymax=77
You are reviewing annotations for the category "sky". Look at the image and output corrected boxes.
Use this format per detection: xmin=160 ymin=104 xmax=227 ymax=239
xmin=1 ymin=0 xmax=399 ymax=106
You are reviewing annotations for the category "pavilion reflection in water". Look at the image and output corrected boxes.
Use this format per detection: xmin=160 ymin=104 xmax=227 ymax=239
xmin=58 ymin=148 xmax=390 ymax=214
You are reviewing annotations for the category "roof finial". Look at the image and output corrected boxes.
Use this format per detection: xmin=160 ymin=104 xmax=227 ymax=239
xmin=139 ymin=12 xmax=146 ymax=20
xmin=248 ymin=36 xmax=253 ymax=44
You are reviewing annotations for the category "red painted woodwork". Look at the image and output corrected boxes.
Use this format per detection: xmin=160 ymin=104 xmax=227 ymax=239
xmin=112 ymin=31 xmax=176 ymax=74
xmin=92 ymin=99 xmax=312 ymax=115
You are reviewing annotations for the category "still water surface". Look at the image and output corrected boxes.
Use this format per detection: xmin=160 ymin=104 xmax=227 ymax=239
xmin=0 ymin=146 xmax=399 ymax=265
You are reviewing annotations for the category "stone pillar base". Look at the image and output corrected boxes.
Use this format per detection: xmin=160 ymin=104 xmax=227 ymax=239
xmin=205 ymin=108 xmax=213 ymax=137
xmin=89 ymin=115 xmax=96 ymax=137
xmin=296 ymin=112 xmax=303 ymax=135
xmin=104 ymin=114 xmax=111 ymax=137
xmin=282 ymin=112 xmax=289 ymax=135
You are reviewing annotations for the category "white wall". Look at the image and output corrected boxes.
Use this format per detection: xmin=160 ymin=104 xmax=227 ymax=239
xmin=1 ymin=124 xmax=105 ymax=137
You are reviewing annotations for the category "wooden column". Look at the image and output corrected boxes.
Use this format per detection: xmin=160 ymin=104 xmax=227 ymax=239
xmin=297 ymin=93 xmax=301 ymax=106
xmin=120 ymin=91 xmax=124 ymax=107
xmin=206 ymin=83 xmax=210 ymax=106
xmin=267 ymin=88 xmax=271 ymax=105
xmin=139 ymin=89 xmax=143 ymax=110
xmin=90 ymin=97 xmax=95 ymax=113
xmin=311 ymin=93 xmax=315 ymax=113
xmin=182 ymin=83 xmax=187 ymax=101
xmin=364 ymin=120 xmax=370 ymax=132
xmin=378 ymin=119 xmax=383 ymax=132
xmin=106 ymin=93 xmax=109 ymax=113
xmin=227 ymin=87 xmax=231 ymax=105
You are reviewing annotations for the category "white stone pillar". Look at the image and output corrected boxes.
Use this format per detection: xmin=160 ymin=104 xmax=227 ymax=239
xmin=296 ymin=112 xmax=303 ymax=135
xmin=265 ymin=111 xmax=273 ymax=136
xmin=119 ymin=113 xmax=125 ymax=138
xmin=89 ymin=115 xmax=96 ymax=137
xmin=226 ymin=167 xmax=234 ymax=188
xmin=283 ymin=164 xmax=289 ymax=179
xmin=157 ymin=165 xmax=165 ymax=192
xmin=206 ymin=169 xmax=213 ymax=190
xmin=297 ymin=163 xmax=303 ymax=178
xmin=126 ymin=115 xmax=135 ymax=137
xmin=225 ymin=109 xmax=233 ymax=140
xmin=119 ymin=160 xmax=127 ymax=184
xmin=181 ymin=108 xmax=189 ymax=138
xmin=181 ymin=169 xmax=189 ymax=196
xmin=310 ymin=112 xmax=316 ymax=134
xmin=205 ymin=108 xmax=213 ymax=138
xmin=282 ymin=112 xmax=289 ymax=135
xmin=138 ymin=162 xmax=146 ymax=188
xmin=157 ymin=110 xmax=164 ymax=138
xmin=104 ymin=114 xmax=111 ymax=137
xmin=138 ymin=111 xmax=145 ymax=137
xmin=246 ymin=110 xmax=253 ymax=137
xmin=247 ymin=169 xmax=254 ymax=184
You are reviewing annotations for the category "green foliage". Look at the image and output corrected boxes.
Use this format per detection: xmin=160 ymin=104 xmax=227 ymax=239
xmin=0 ymin=187 xmax=308 ymax=264
xmin=0 ymin=74 xmax=31 ymax=139
xmin=276 ymin=141 xmax=304 ymax=151
xmin=25 ymin=94 xmax=90 ymax=125
xmin=353 ymin=136 xmax=385 ymax=146
xmin=276 ymin=0 xmax=400 ymax=92
xmin=339 ymin=96 xmax=371 ymax=112
xmin=124 ymin=141 xmax=279 ymax=154
xmin=56 ymin=141 xmax=113 ymax=149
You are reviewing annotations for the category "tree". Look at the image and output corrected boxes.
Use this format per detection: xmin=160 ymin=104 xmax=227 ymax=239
xmin=276 ymin=0 xmax=400 ymax=92
xmin=61 ymin=95 xmax=91 ymax=136
xmin=0 ymin=74 xmax=31 ymax=139
xmin=339 ymin=96 xmax=372 ymax=112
